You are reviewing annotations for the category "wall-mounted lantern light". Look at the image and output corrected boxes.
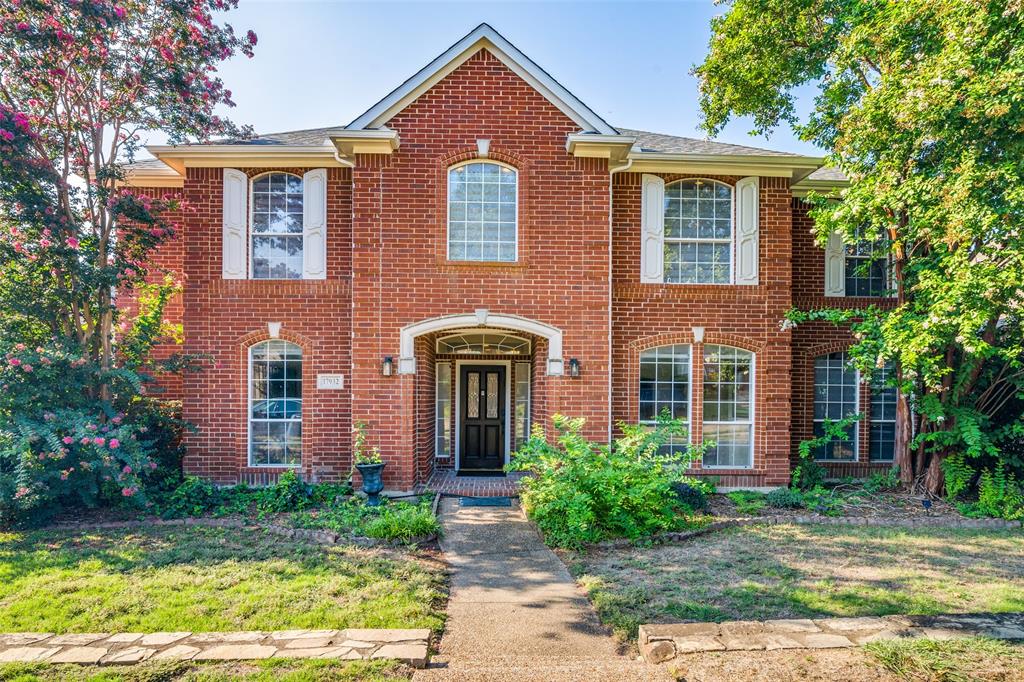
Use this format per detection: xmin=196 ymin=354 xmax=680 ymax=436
xmin=568 ymin=358 xmax=581 ymax=378
xmin=382 ymin=356 xmax=394 ymax=376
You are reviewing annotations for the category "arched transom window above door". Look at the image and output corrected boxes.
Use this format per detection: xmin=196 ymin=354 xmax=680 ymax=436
xmin=436 ymin=332 xmax=532 ymax=355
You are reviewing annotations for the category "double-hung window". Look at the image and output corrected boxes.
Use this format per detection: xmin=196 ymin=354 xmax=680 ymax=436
xmin=251 ymin=172 xmax=304 ymax=279
xmin=663 ymin=180 xmax=733 ymax=284
xmin=702 ymin=345 xmax=754 ymax=467
xmin=869 ymin=362 xmax=897 ymax=462
xmin=639 ymin=344 xmax=691 ymax=455
xmin=812 ymin=352 xmax=859 ymax=461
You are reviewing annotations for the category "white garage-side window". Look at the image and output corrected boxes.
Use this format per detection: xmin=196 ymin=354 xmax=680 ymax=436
xmin=249 ymin=340 xmax=302 ymax=466
xmin=664 ymin=179 xmax=733 ymax=284
xmin=251 ymin=172 xmax=304 ymax=279
xmin=702 ymin=345 xmax=754 ymax=468
xmin=639 ymin=344 xmax=691 ymax=455
xmin=448 ymin=161 xmax=517 ymax=262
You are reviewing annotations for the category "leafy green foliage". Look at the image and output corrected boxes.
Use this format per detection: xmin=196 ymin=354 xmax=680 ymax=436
xmin=766 ymin=487 xmax=805 ymax=509
xmin=508 ymin=413 xmax=710 ymax=548
xmin=958 ymin=465 xmax=1024 ymax=521
xmin=696 ymin=0 xmax=1024 ymax=496
xmin=294 ymin=496 xmax=440 ymax=542
xmin=726 ymin=490 xmax=767 ymax=515
xmin=942 ymin=453 xmax=976 ymax=501
xmin=863 ymin=466 xmax=901 ymax=494
xmin=793 ymin=414 xmax=862 ymax=492
xmin=352 ymin=421 xmax=382 ymax=465
xmin=800 ymin=486 xmax=842 ymax=516
xmin=671 ymin=479 xmax=711 ymax=512
xmin=150 ymin=472 xmax=351 ymax=521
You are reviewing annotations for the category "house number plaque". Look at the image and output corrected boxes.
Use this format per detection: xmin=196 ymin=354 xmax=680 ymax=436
xmin=316 ymin=374 xmax=345 ymax=390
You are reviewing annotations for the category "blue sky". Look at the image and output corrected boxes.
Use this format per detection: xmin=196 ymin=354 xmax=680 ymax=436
xmin=143 ymin=0 xmax=820 ymax=156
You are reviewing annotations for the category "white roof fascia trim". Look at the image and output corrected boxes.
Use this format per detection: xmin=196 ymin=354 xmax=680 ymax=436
xmin=348 ymin=24 xmax=616 ymax=135
xmin=627 ymin=151 xmax=824 ymax=178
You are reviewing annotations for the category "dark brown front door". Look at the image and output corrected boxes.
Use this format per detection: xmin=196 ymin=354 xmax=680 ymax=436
xmin=459 ymin=365 xmax=505 ymax=471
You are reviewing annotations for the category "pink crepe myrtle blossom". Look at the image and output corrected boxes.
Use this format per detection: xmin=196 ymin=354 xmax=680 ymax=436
xmin=65 ymin=237 xmax=79 ymax=249
xmin=93 ymin=437 xmax=105 ymax=446
xmin=109 ymin=439 xmax=120 ymax=449
xmin=122 ymin=464 xmax=131 ymax=474
xmin=21 ymin=364 xmax=32 ymax=372
xmin=0 ymin=130 xmax=13 ymax=142
xmin=8 ymin=357 xmax=21 ymax=366
xmin=121 ymin=487 xmax=137 ymax=497
xmin=62 ymin=436 xmax=73 ymax=444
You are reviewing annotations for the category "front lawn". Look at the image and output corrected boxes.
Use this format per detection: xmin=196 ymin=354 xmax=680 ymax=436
xmin=0 ymin=524 xmax=446 ymax=634
xmin=0 ymin=659 xmax=411 ymax=682
xmin=564 ymin=524 xmax=1024 ymax=641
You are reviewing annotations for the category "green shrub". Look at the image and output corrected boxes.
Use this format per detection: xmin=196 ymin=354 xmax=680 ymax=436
xmin=793 ymin=414 xmax=861 ymax=492
xmin=151 ymin=472 xmax=352 ymax=520
xmin=508 ymin=413 xmax=708 ymax=548
xmin=765 ymin=487 xmax=804 ymax=509
xmin=726 ymin=490 xmax=766 ymax=515
xmin=863 ymin=466 xmax=901 ymax=494
xmin=293 ymin=496 xmax=439 ymax=541
xmin=671 ymin=479 xmax=710 ymax=512
xmin=972 ymin=465 xmax=1024 ymax=520
xmin=942 ymin=453 xmax=975 ymax=500
xmin=802 ymin=485 xmax=842 ymax=516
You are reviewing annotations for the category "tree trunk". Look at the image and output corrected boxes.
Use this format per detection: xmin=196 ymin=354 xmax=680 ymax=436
xmin=924 ymin=451 xmax=946 ymax=497
xmin=894 ymin=390 xmax=914 ymax=484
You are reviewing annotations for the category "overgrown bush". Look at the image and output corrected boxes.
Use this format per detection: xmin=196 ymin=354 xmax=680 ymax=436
xmin=508 ymin=413 xmax=709 ymax=548
xmin=292 ymin=496 xmax=439 ymax=541
xmin=957 ymin=464 xmax=1024 ymax=521
xmin=766 ymin=487 xmax=804 ymax=509
xmin=792 ymin=414 xmax=862 ymax=492
xmin=863 ymin=466 xmax=901 ymax=494
xmin=672 ymin=479 xmax=711 ymax=512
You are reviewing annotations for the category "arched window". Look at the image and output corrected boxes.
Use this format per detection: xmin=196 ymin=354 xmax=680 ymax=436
xmin=664 ymin=179 xmax=732 ymax=284
xmin=812 ymin=352 xmax=858 ymax=461
xmin=639 ymin=344 xmax=692 ymax=455
xmin=448 ymin=161 xmax=517 ymax=262
xmin=251 ymin=172 xmax=304 ymax=279
xmin=249 ymin=340 xmax=302 ymax=466
xmin=702 ymin=345 xmax=753 ymax=467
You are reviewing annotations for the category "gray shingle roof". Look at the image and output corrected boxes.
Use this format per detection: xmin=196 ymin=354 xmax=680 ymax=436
xmin=804 ymin=166 xmax=847 ymax=182
xmin=616 ymin=128 xmax=802 ymax=157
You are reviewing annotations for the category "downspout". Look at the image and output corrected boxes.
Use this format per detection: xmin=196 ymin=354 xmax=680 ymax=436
xmin=607 ymin=157 xmax=633 ymax=443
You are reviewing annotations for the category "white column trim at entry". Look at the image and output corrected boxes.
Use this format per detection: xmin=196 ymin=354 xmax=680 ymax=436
xmin=398 ymin=310 xmax=564 ymax=375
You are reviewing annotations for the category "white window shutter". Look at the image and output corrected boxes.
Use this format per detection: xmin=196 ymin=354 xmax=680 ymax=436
xmin=824 ymin=230 xmax=846 ymax=296
xmin=640 ymin=174 xmax=665 ymax=283
xmin=222 ymin=168 xmax=247 ymax=279
xmin=735 ymin=176 xmax=759 ymax=285
xmin=302 ymin=168 xmax=327 ymax=280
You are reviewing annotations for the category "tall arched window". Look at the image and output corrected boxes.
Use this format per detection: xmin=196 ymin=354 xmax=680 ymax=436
xmin=251 ymin=172 xmax=304 ymax=279
xmin=664 ymin=179 xmax=732 ymax=284
xmin=249 ymin=340 xmax=302 ymax=466
xmin=639 ymin=344 xmax=692 ymax=455
xmin=448 ymin=161 xmax=517 ymax=262
xmin=702 ymin=345 xmax=753 ymax=467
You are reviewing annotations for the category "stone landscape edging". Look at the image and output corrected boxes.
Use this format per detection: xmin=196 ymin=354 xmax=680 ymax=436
xmin=638 ymin=613 xmax=1024 ymax=665
xmin=0 ymin=628 xmax=431 ymax=668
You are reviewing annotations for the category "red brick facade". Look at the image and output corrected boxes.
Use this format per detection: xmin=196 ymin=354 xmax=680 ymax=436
xmin=131 ymin=45 xmax=874 ymax=490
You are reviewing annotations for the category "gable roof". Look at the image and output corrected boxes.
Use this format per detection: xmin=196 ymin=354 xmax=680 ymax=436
xmin=617 ymin=128 xmax=802 ymax=158
xmin=346 ymin=23 xmax=617 ymax=134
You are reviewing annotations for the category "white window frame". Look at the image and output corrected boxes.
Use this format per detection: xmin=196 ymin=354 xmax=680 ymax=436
xmin=869 ymin=362 xmax=897 ymax=462
xmin=435 ymin=361 xmax=452 ymax=459
xmin=247 ymin=340 xmax=302 ymax=468
xmin=638 ymin=344 xmax=694 ymax=454
xmin=248 ymin=171 xmax=305 ymax=280
xmin=812 ymin=352 xmax=860 ymax=462
xmin=844 ymin=227 xmax=893 ymax=298
xmin=701 ymin=345 xmax=755 ymax=469
xmin=663 ymin=178 xmax=735 ymax=286
xmin=514 ymin=361 xmax=531 ymax=451
xmin=446 ymin=159 xmax=519 ymax=263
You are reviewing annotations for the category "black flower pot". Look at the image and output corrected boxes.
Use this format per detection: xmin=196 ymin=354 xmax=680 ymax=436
xmin=356 ymin=462 xmax=386 ymax=506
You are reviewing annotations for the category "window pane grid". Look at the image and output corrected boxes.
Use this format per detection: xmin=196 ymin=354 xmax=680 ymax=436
xmin=813 ymin=352 xmax=858 ymax=461
xmin=845 ymin=227 xmax=890 ymax=297
xmin=664 ymin=180 xmax=732 ymax=284
xmin=514 ymin=362 xmax=530 ymax=450
xmin=448 ymin=162 xmax=517 ymax=262
xmin=702 ymin=345 xmax=753 ymax=468
xmin=639 ymin=344 xmax=691 ymax=455
xmin=252 ymin=172 xmax=303 ymax=280
xmin=249 ymin=340 xmax=302 ymax=466
xmin=869 ymin=362 xmax=897 ymax=461
xmin=436 ymin=362 xmax=452 ymax=458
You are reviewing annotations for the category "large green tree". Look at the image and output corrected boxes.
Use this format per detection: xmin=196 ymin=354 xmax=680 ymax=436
xmin=695 ymin=0 xmax=1024 ymax=494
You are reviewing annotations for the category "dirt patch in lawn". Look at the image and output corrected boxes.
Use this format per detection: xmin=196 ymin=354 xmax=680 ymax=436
xmin=563 ymin=524 xmax=1024 ymax=642
xmin=709 ymin=489 xmax=969 ymax=522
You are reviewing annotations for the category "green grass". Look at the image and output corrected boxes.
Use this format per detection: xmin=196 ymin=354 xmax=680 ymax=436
xmin=866 ymin=637 xmax=1024 ymax=682
xmin=565 ymin=524 xmax=1024 ymax=641
xmin=0 ymin=659 xmax=410 ymax=682
xmin=290 ymin=497 xmax=440 ymax=542
xmin=0 ymin=525 xmax=446 ymax=634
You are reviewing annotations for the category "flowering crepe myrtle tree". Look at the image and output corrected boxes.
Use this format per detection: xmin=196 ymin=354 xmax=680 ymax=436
xmin=695 ymin=0 xmax=1024 ymax=495
xmin=0 ymin=0 xmax=256 ymax=522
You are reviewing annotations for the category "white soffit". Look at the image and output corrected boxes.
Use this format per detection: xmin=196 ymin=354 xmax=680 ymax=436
xmin=347 ymin=23 xmax=617 ymax=135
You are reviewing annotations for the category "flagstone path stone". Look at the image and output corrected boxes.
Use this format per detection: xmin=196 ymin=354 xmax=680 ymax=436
xmin=0 ymin=629 xmax=430 ymax=668
xmin=638 ymin=612 xmax=1024 ymax=665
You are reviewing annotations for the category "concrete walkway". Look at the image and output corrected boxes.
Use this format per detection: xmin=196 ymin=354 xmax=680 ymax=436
xmin=414 ymin=498 xmax=672 ymax=681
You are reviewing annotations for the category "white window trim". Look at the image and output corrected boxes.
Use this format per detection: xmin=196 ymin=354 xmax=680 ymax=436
xmin=435 ymin=361 xmax=453 ymax=459
xmin=514 ymin=361 xmax=531 ymax=451
xmin=701 ymin=345 xmax=755 ymax=469
xmin=662 ymin=178 xmax=736 ymax=286
xmin=453 ymin=359 xmax=513 ymax=471
xmin=247 ymin=341 xmax=302 ymax=468
xmin=446 ymin=159 xmax=519 ymax=263
xmin=813 ymin=353 xmax=861 ymax=463
xmin=868 ymin=364 xmax=897 ymax=462
xmin=637 ymin=344 xmax=694 ymax=446
xmin=248 ymin=171 xmax=305 ymax=280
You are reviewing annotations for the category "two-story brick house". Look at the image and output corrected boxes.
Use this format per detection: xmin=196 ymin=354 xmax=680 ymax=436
xmin=126 ymin=24 xmax=895 ymax=492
